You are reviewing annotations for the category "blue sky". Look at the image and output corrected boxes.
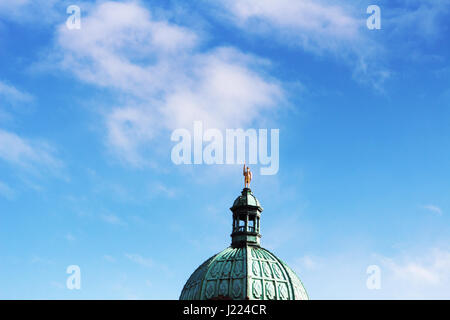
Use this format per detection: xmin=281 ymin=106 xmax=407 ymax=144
xmin=0 ymin=0 xmax=449 ymax=299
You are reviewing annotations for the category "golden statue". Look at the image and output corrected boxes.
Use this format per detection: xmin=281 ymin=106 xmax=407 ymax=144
xmin=243 ymin=163 xmax=252 ymax=188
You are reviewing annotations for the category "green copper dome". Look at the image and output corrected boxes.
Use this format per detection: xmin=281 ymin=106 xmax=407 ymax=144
xmin=232 ymin=188 xmax=262 ymax=209
xmin=180 ymin=187 xmax=309 ymax=300
xmin=179 ymin=245 xmax=309 ymax=300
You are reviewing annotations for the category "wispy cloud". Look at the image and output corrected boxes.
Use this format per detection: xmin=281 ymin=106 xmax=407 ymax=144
xmin=100 ymin=213 xmax=125 ymax=226
xmin=53 ymin=1 xmax=284 ymax=167
xmin=214 ymin=0 xmax=389 ymax=89
xmin=295 ymin=255 xmax=320 ymax=271
xmin=148 ymin=182 xmax=176 ymax=198
xmin=384 ymin=0 xmax=450 ymax=40
xmin=125 ymin=253 xmax=153 ymax=268
xmin=0 ymin=81 xmax=33 ymax=104
xmin=291 ymin=247 xmax=450 ymax=299
xmin=0 ymin=82 xmax=59 ymax=183
xmin=0 ymin=81 xmax=34 ymax=123
xmin=0 ymin=0 xmax=64 ymax=25
xmin=0 ymin=180 xmax=15 ymax=200
xmin=422 ymin=204 xmax=443 ymax=216
xmin=0 ymin=129 xmax=63 ymax=174
xmin=213 ymin=0 xmax=450 ymax=90
xmin=380 ymin=248 xmax=450 ymax=287
xmin=218 ymin=0 xmax=362 ymax=49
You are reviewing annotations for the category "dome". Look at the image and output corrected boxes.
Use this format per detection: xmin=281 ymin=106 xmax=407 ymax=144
xmin=179 ymin=245 xmax=309 ymax=300
xmin=180 ymin=171 xmax=309 ymax=300
xmin=232 ymin=188 xmax=262 ymax=209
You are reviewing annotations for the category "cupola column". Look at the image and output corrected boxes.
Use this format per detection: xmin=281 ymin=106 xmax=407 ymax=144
xmin=230 ymin=187 xmax=263 ymax=248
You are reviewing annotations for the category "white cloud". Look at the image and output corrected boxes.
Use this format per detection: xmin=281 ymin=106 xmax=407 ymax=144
xmin=0 ymin=83 xmax=48 ymax=179
xmin=0 ymin=0 xmax=62 ymax=25
xmin=422 ymin=204 xmax=443 ymax=216
xmin=57 ymin=1 xmax=198 ymax=97
xmin=161 ymin=47 xmax=282 ymax=130
xmin=54 ymin=1 xmax=284 ymax=166
xmin=0 ymin=81 xmax=33 ymax=105
xmin=386 ymin=260 xmax=439 ymax=285
xmin=380 ymin=248 xmax=450 ymax=290
xmin=214 ymin=0 xmax=450 ymax=90
xmin=0 ymin=180 xmax=15 ymax=200
xmin=296 ymin=255 xmax=319 ymax=270
xmin=125 ymin=253 xmax=153 ymax=268
xmin=148 ymin=182 xmax=176 ymax=198
xmin=105 ymin=105 xmax=160 ymax=166
xmin=221 ymin=0 xmax=361 ymax=47
xmin=100 ymin=213 xmax=124 ymax=226
xmin=0 ymin=129 xmax=62 ymax=173
xmin=385 ymin=0 xmax=450 ymax=40
xmin=0 ymin=0 xmax=32 ymax=16
xmin=291 ymin=247 xmax=450 ymax=299
xmin=0 ymin=81 xmax=34 ymax=123
xmin=214 ymin=0 xmax=389 ymax=88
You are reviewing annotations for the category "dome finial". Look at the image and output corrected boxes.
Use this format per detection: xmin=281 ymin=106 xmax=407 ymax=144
xmin=243 ymin=163 xmax=252 ymax=188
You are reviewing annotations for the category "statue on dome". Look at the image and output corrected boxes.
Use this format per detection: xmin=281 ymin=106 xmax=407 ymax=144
xmin=243 ymin=163 xmax=252 ymax=188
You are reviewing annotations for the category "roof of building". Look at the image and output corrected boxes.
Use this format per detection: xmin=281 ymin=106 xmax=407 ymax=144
xmin=180 ymin=179 xmax=308 ymax=300
xmin=231 ymin=188 xmax=263 ymax=210
xmin=179 ymin=245 xmax=309 ymax=300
